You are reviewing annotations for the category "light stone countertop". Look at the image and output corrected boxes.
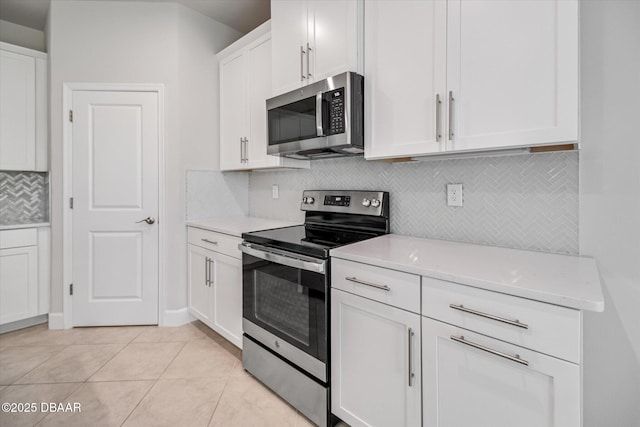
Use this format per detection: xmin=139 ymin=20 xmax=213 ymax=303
xmin=330 ymin=234 xmax=604 ymax=312
xmin=0 ymin=223 xmax=50 ymax=231
xmin=186 ymin=217 xmax=300 ymax=237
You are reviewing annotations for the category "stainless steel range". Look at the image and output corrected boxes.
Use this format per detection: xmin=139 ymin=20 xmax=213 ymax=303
xmin=240 ymin=190 xmax=390 ymax=426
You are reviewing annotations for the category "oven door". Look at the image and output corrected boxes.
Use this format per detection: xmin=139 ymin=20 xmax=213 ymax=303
xmin=240 ymin=243 xmax=328 ymax=370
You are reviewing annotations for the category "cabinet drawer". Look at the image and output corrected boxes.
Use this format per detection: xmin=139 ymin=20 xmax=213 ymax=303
xmin=187 ymin=227 xmax=241 ymax=259
xmin=0 ymin=228 xmax=37 ymax=249
xmin=422 ymin=277 xmax=581 ymax=363
xmin=332 ymin=258 xmax=421 ymax=314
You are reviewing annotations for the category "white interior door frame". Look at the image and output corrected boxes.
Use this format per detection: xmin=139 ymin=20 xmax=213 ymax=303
xmin=61 ymin=83 xmax=166 ymax=329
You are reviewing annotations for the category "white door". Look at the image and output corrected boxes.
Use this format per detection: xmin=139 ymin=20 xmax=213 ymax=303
xmin=446 ymin=0 xmax=578 ymax=151
xmin=211 ymin=251 xmax=242 ymax=348
xmin=331 ymin=289 xmax=422 ymax=427
xmin=72 ymin=90 xmax=159 ymax=326
xmin=271 ymin=0 xmax=308 ymax=95
xmin=364 ymin=0 xmax=447 ymax=159
xmin=0 ymin=49 xmax=35 ymax=170
xmin=187 ymin=244 xmax=213 ymax=325
xmin=220 ymin=52 xmax=246 ymax=171
xmin=422 ymin=317 xmax=580 ymax=427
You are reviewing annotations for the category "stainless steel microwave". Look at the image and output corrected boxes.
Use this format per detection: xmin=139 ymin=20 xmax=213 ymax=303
xmin=266 ymin=72 xmax=364 ymax=160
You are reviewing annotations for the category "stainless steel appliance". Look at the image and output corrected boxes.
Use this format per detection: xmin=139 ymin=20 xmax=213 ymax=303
xmin=266 ymin=72 xmax=364 ymax=159
xmin=240 ymin=190 xmax=389 ymax=426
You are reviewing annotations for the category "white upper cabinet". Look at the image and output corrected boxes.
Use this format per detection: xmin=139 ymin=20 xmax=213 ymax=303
xmin=271 ymin=0 xmax=362 ymax=96
xmin=364 ymin=0 xmax=447 ymax=159
xmin=446 ymin=0 xmax=579 ymax=152
xmin=364 ymin=0 xmax=579 ymax=160
xmin=218 ymin=22 xmax=309 ymax=171
xmin=0 ymin=42 xmax=47 ymax=171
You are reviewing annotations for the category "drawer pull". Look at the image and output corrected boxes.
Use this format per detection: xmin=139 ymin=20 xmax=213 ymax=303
xmin=451 ymin=335 xmax=529 ymax=366
xmin=345 ymin=277 xmax=390 ymax=292
xmin=449 ymin=304 xmax=529 ymax=329
xmin=408 ymin=328 xmax=415 ymax=387
xmin=201 ymin=238 xmax=218 ymax=245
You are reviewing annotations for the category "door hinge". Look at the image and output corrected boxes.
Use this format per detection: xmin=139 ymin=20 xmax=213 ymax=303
xmin=69 ymin=284 xmax=73 ymax=295
xmin=69 ymin=197 xmax=74 ymax=209
xmin=69 ymin=110 xmax=73 ymax=122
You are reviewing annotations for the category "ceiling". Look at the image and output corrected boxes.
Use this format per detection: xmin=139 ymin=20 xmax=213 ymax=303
xmin=0 ymin=0 xmax=270 ymax=34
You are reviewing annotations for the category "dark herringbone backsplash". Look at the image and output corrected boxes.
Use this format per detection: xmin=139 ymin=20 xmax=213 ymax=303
xmin=0 ymin=171 xmax=49 ymax=225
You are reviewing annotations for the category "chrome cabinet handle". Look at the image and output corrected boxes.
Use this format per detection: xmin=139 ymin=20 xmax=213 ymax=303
xmin=201 ymin=238 xmax=218 ymax=245
xmin=345 ymin=277 xmax=390 ymax=291
xmin=316 ymin=92 xmax=324 ymax=136
xmin=300 ymin=46 xmax=306 ymax=81
xmin=239 ymin=137 xmax=243 ymax=163
xmin=307 ymin=42 xmax=312 ymax=78
xmin=136 ymin=217 xmax=155 ymax=225
xmin=435 ymin=93 xmax=442 ymax=141
xmin=451 ymin=335 xmax=529 ymax=366
xmin=408 ymin=328 xmax=415 ymax=387
xmin=243 ymin=137 xmax=248 ymax=163
xmin=449 ymin=304 xmax=529 ymax=329
xmin=208 ymin=258 xmax=214 ymax=287
xmin=205 ymin=257 xmax=210 ymax=286
xmin=448 ymin=90 xmax=454 ymax=141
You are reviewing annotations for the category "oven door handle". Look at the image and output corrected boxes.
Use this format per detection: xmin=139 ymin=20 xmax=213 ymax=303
xmin=239 ymin=242 xmax=326 ymax=275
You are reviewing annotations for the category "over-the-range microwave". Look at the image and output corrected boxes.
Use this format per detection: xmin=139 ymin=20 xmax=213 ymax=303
xmin=266 ymin=71 xmax=364 ymax=160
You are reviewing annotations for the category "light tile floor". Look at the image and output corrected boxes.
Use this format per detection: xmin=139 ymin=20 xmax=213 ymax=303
xmin=0 ymin=321 xmax=315 ymax=427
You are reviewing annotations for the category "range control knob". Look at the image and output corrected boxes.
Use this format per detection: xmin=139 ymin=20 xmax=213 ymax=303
xmin=371 ymin=199 xmax=381 ymax=208
xmin=306 ymin=197 xmax=315 ymax=204
xmin=362 ymin=198 xmax=371 ymax=207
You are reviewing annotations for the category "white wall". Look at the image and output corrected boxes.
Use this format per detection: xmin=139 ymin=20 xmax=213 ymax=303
xmin=0 ymin=19 xmax=46 ymax=52
xmin=48 ymin=1 xmax=240 ymax=320
xmin=580 ymin=1 xmax=640 ymax=425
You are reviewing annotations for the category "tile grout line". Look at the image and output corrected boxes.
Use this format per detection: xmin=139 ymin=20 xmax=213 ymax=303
xmin=4 ymin=344 xmax=70 ymax=386
xmin=118 ymin=339 xmax=190 ymax=427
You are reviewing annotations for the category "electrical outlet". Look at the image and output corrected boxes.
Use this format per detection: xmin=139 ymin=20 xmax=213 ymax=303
xmin=447 ymin=183 xmax=463 ymax=207
xmin=272 ymin=184 xmax=279 ymax=199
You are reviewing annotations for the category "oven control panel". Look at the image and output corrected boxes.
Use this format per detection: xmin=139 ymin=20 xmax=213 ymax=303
xmin=301 ymin=190 xmax=389 ymax=217
xmin=324 ymin=195 xmax=350 ymax=207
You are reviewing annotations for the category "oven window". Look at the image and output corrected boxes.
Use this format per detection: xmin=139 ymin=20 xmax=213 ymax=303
xmin=243 ymin=256 xmax=326 ymax=362
xmin=254 ymin=268 xmax=310 ymax=346
xmin=268 ymin=96 xmax=317 ymax=145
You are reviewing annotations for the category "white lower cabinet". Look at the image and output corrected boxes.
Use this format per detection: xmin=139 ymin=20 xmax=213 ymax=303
xmin=422 ymin=317 xmax=580 ymax=427
xmin=187 ymin=227 xmax=243 ymax=348
xmin=331 ymin=288 xmax=421 ymax=427
xmin=0 ymin=227 xmax=50 ymax=326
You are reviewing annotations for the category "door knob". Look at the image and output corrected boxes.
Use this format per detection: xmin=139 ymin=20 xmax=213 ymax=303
xmin=136 ymin=217 xmax=155 ymax=225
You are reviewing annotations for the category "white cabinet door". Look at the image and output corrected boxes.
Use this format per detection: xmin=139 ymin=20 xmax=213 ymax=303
xmin=364 ymin=0 xmax=447 ymax=159
xmin=332 ymin=289 xmax=421 ymax=427
xmin=422 ymin=317 xmax=580 ymax=427
xmin=446 ymin=0 xmax=578 ymax=152
xmin=271 ymin=0 xmax=308 ymax=95
xmin=219 ymin=52 xmax=246 ymax=171
xmin=246 ymin=37 xmax=279 ymax=170
xmin=309 ymin=0 xmax=361 ymax=83
xmin=211 ymin=251 xmax=243 ymax=349
xmin=0 ymin=49 xmax=36 ymax=170
xmin=187 ymin=244 xmax=213 ymax=325
xmin=0 ymin=246 xmax=38 ymax=325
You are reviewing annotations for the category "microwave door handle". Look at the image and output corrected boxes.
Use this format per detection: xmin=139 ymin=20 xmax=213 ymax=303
xmin=316 ymin=91 xmax=325 ymax=137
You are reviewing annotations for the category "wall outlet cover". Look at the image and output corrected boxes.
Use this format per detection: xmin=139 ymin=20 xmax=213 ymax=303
xmin=447 ymin=183 xmax=463 ymax=207
xmin=272 ymin=184 xmax=279 ymax=199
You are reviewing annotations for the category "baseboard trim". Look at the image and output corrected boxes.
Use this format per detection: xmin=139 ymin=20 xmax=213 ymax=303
xmin=0 ymin=314 xmax=48 ymax=334
xmin=48 ymin=312 xmax=67 ymax=330
xmin=161 ymin=308 xmax=195 ymax=327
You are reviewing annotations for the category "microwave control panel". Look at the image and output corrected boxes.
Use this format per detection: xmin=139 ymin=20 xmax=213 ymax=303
xmin=327 ymin=88 xmax=345 ymax=135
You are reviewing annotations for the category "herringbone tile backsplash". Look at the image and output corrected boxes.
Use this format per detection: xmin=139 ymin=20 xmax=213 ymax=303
xmin=249 ymin=152 xmax=579 ymax=254
xmin=0 ymin=171 xmax=49 ymax=225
